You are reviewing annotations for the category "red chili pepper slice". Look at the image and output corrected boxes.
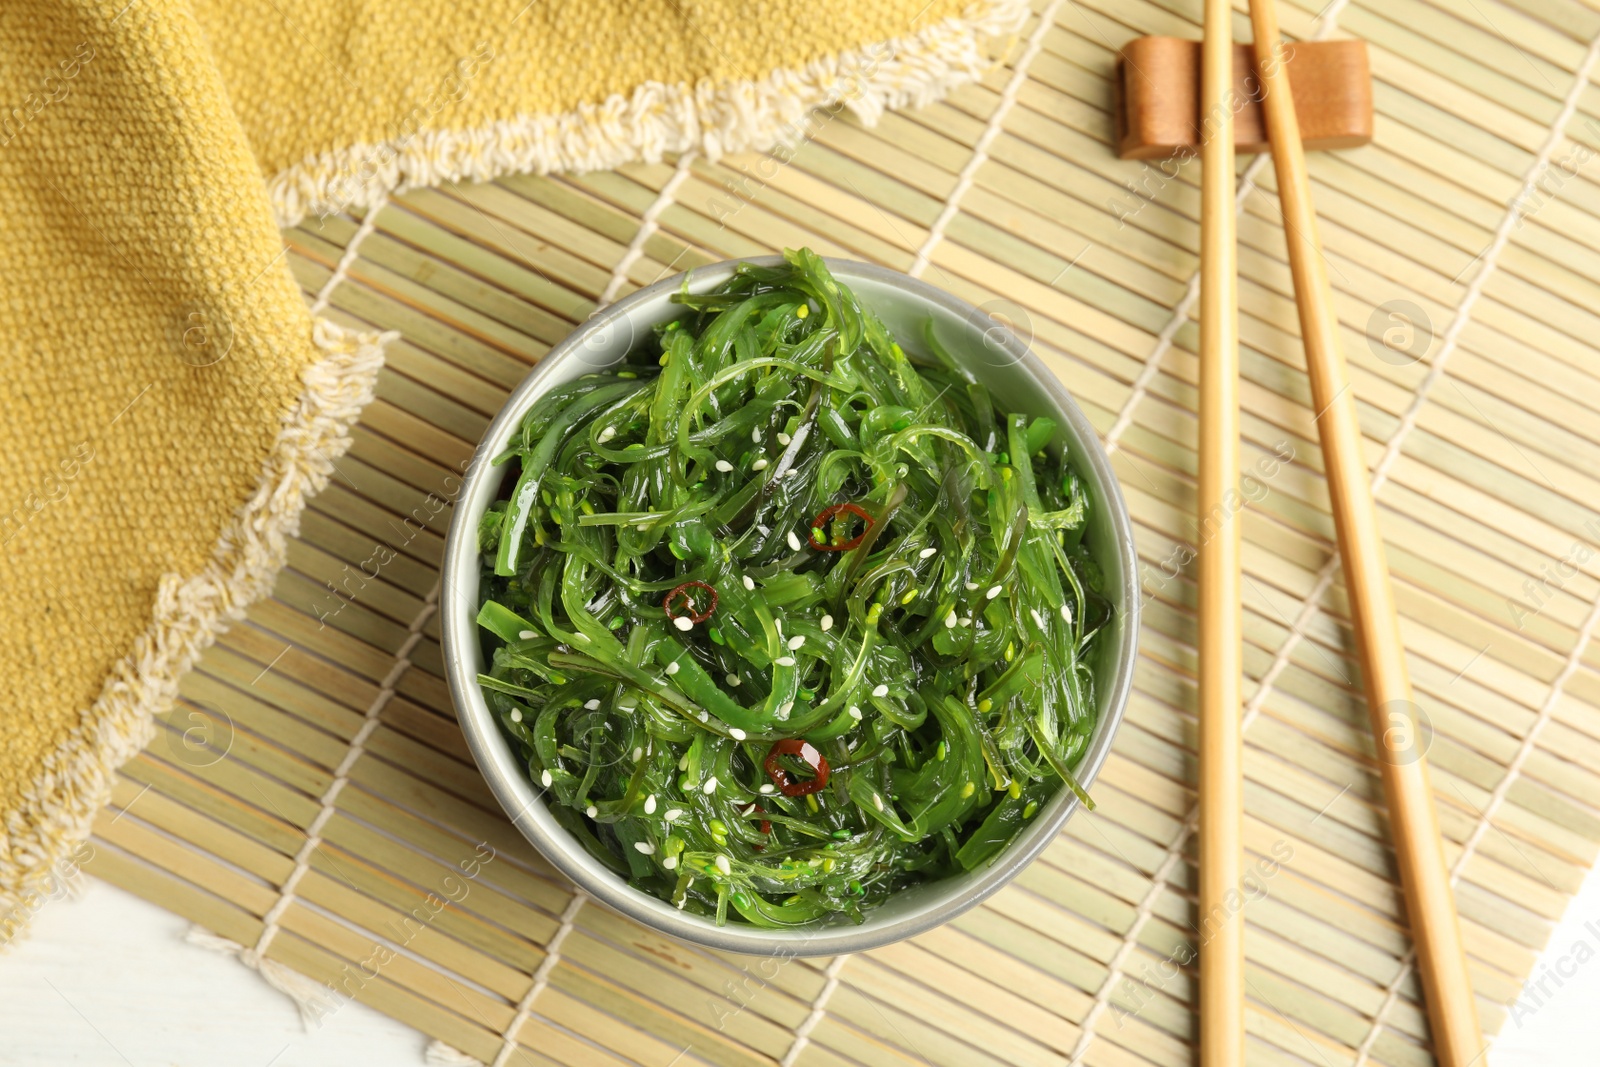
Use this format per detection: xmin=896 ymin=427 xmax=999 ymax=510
xmin=740 ymin=802 xmax=772 ymax=850
xmin=764 ymin=739 xmax=830 ymax=796
xmin=663 ymin=580 xmax=718 ymax=623
xmin=808 ymin=502 xmax=875 ymax=551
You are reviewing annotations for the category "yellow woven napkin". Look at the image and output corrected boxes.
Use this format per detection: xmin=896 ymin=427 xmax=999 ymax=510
xmin=0 ymin=0 xmax=1018 ymax=942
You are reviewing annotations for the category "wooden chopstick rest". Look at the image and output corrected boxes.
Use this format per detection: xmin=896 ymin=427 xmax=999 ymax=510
xmin=1113 ymin=37 xmax=1372 ymax=159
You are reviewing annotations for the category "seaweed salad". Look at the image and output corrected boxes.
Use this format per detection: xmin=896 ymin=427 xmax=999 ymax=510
xmin=475 ymin=250 xmax=1108 ymax=927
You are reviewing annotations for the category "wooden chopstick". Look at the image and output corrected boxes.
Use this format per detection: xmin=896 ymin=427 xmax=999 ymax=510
xmin=1196 ymin=0 xmax=1244 ymax=1062
xmin=1245 ymin=2 xmax=1486 ymax=1062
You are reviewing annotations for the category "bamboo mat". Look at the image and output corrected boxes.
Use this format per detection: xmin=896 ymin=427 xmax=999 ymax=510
xmin=81 ymin=0 xmax=1600 ymax=1062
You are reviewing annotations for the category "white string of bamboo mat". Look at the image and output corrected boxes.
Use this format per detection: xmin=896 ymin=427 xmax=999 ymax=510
xmin=423 ymin=889 xmax=591 ymax=1067
xmin=310 ymin=192 xmax=392 ymax=316
xmin=778 ymin=955 xmax=851 ymax=1067
xmin=908 ymin=0 xmax=1071 ymax=279
xmin=486 ymin=891 xmax=590 ymax=1067
xmin=598 ymin=151 xmax=699 ymax=307
xmin=1101 ymin=157 xmax=1267 ymax=456
xmin=774 ymin=4 xmax=1070 ymax=1052
xmin=1347 ymin=29 xmax=1600 ymax=1063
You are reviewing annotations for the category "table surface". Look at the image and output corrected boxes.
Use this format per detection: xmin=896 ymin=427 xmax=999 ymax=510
xmin=2 ymin=866 xmax=1596 ymax=1065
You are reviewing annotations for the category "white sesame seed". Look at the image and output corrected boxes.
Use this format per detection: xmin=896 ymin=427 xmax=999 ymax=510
xmin=1061 ymin=603 xmax=1073 ymax=622
xmin=787 ymin=531 xmax=802 ymax=551
xmin=752 ymin=427 xmax=762 ymax=442
xmin=987 ymin=585 xmax=1003 ymax=599
xmin=965 ymin=581 xmax=979 ymax=591
xmin=743 ymin=575 xmax=755 ymax=591
xmin=919 ymin=547 xmax=938 ymax=559
xmin=759 ymin=783 xmax=776 ymax=794
xmin=633 ymin=747 xmax=643 ymax=761
xmin=715 ymin=854 xmax=732 ymax=875
xmin=777 ymin=432 xmax=792 ymax=445
xmin=572 ymin=631 xmax=591 ymax=642
xmin=644 ymin=794 xmax=657 ymax=814
xmin=715 ymin=459 xmax=734 ymax=472
xmin=697 ymin=710 xmax=709 ymax=722
xmin=960 ymin=617 xmax=973 ymax=627
xmin=673 ymin=616 xmax=694 ymax=632
xmin=873 ymin=793 xmax=884 ymax=811
xmin=777 ymin=701 xmax=793 ymax=720
xmin=945 ymin=612 xmax=958 ymax=628
xmin=635 ymin=841 xmax=655 ymax=854
xmin=678 ymin=754 xmax=690 ymax=771
xmin=726 ymin=673 xmax=741 ymax=687
xmin=848 ymin=705 xmax=862 ymax=720
xmin=540 ymin=769 xmax=553 ymax=788
xmin=663 ymin=855 xmax=678 ymax=870
xmin=598 ymin=426 xmax=616 ymax=443
xmin=584 ymin=698 xmax=601 ymax=710
xmin=820 ymin=614 xmax=834 ymax=632
xmin=517 ymin=629 xmax=536 ymax=639
xmin=775 ymin=656 xmax=796 ymax=667
xmin=510 ymin=709 xmax=523 ymax=723
xmin=666 ymin=660 xmax=681 ymax=675
xmin=752 ymin=458 xmax=768 ymax=470
xmin=1031 ymin=609 xmax=1047 ymax=630
xmin=703 ymin=776 xmax=719 ymax=794
xmin=730 ymin=727 xmax=747 ymax=740
xmin=586 ymin=804 xmax=598 ymax=818
xmin=788 ymin=635 xmax=806 ymax=650
xmin=872 ymin=684 xmax=889 ymax=698
xmin=665 ymin=808 xmax=683 ymax=821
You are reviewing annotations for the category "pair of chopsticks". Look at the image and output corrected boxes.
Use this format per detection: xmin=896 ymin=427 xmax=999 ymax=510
xmin=1195 ymin=2 xmax=1484 ymax=1064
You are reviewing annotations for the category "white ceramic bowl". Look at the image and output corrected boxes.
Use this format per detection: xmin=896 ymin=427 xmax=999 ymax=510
xmin=441 ymin=257 xmax=1139 ymax=956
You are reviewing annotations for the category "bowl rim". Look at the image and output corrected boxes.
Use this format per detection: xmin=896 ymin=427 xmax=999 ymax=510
xmin=441 ymin=255 xmax=1140 ymax=956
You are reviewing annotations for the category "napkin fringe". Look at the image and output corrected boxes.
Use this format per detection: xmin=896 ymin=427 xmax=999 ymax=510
xmin=267 ymin=0 xmax=1028 ymax=229
xmin=0 ymin=320 xmax=391 ymax=949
